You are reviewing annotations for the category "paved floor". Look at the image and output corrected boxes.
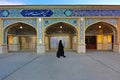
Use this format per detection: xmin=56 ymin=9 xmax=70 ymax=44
xmin=0 ymin=51 xmax=120 ymax=80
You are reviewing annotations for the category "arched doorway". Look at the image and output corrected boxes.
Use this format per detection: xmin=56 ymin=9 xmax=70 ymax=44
xmin=45 ymin=22 xmax=77 ymax=51
xmin=5 ymin=22 xmax=37 ymax=52
xmin=85 ymin=22 xmax=117 ymax=51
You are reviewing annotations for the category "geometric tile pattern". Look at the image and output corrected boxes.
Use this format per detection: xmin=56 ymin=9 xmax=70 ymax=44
xmin=3 ymin=19 xmax=37 ymax=28
xmin=85 ymin=19 xmax=117 ymax=28
xmin=44 ymin=18 xmax=78 ymax=28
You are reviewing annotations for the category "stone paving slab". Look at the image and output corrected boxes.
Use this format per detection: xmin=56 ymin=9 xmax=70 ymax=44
xmin=86 ymin=51 xmax=120 ymax=73
xmin=0 ymin=52 xmax=39 ymax=80
xmin=0 ymin=51 xmax=120 ymax=80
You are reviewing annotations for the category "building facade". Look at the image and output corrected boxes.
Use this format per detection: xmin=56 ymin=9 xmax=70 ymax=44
xmin=0 ymin=5 xmax=120 ymax=54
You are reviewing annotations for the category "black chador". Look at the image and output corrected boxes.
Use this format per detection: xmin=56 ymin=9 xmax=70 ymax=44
xmin=56 ymin=40 xmax=66 ymax=58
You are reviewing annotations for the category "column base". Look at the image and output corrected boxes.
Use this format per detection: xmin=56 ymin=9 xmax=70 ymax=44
xmin=113 ymin=43 xmax=120 ymax=53
xmin=0 ymin=45 xmax=8 ymax=54
xmin=37 ymin=44 xmax=45 ymax=54
xmin=77 ymin=44 xmax=86 ymax=54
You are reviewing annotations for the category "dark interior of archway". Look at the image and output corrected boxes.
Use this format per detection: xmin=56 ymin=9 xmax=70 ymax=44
xmin=46 ymin=22 xmax=76 ymax=35
xmin=86 ymin=22 xmax=114 ymax=50
xmin=7 ymin=22 xmax=36 ymax=35
xmin=86 ymin=22 xmax=113 ymax=35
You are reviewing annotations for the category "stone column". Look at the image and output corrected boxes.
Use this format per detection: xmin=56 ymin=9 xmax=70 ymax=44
xmin=0 ymin=19 xmax=8 ymax=53
xmin=37 ymin=18 xmax=45 ymax=54
xmin=77 ymin=18 xmax=86 ymax=54
xmin=113 ymin=18 xmax=120 ymax=53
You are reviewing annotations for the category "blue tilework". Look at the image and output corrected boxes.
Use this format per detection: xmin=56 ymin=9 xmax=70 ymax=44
xmin=80 ymin=19 xmax=85 ymax=44
xmin=51 ymin=9 xmax=66 ymax=17
xmin=85 ymin=19 xmax=117 ymax=28
xmin=1 ymin=9 xmax=120 ymax=17
xmin=38 ymin=18 xmax=42 ymax=42
xmin=71 ymin=9 xmax=120 ymax=17
xmin=44 ymin=18 xmax=78 ymax=28
xmin=8 ymin=9 xmax=23 ymax=17
xmin=21 ymin=9 xmax=53 ymax=17
xmin=3 ymin=19 xmax=37 ymax=28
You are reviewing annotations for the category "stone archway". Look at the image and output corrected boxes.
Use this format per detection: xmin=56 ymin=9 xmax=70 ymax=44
xmin=5 ymin=22 xmax=37 ymax=52
xmin=85 ymin=22 xmax=117 ymax=51
xmin=45 ymin=22 xmax=77 ymax=51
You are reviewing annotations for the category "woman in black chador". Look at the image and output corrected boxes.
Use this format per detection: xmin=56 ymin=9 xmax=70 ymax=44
xmin=56 ymin=40 xmax=66 ymax=58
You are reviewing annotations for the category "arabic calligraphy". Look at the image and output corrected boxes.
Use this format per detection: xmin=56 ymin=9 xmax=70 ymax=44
xmin=21 ymin=9 xmax=53 ymax=17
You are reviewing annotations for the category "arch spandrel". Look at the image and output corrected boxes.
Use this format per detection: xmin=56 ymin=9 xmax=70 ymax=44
xmin=45 ymin=22 xmax=78 ymax=35
xmin=3 ymin=19 xmax=37 ymax=29
xmin=44 ymin=18 xmax=78 ymax=28
xmin=4 ymin=22 xmax=37 ymax=31
xmin=85 ymin=21 xmax=117 ymax=31
xmin=85 ymin=19 xmax=117 ymax=28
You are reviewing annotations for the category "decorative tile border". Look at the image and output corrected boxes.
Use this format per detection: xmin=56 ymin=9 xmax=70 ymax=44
xmin=38 ymin=18 xmax=42 ymax=43
xmin=80 ymin=18 xmax=85 ymax=44
xmin=8 ymin=9 xmax=23 ymax=17
xmin=51 ymin=9 xmax=66 ymax=17
xmin=1 ymin=9 xmax=120 ymax=17
xmin=71 ymin=9 xmax=120 ymax=17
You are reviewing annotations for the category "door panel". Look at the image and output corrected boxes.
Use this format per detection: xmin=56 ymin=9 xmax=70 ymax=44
xmin=20 ymin=36 xmax=36 ymax=50
xmin=86 ymin=36 xmax=97 ymax=49
xmin=50 ymin=36 xmax=71 ymax=49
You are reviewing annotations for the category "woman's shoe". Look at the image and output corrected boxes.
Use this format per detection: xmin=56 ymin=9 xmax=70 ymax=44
xmin=63 ymin=56 xmax=66 ymax=58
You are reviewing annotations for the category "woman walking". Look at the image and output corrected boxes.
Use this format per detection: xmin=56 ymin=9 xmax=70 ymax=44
xmin=56 ymin=40 xmax=66 ymax=58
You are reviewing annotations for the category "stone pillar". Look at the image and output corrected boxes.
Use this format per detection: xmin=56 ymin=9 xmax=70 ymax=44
xmin=0 ymin=19 xmax=8 ymax=53
xmin=37 ymin=18 xmax=45 ymax=54
xmin=113 ymin=18 xmax=120 ymax=53
xmin=77 ymin=18 xmax=86 ymax=54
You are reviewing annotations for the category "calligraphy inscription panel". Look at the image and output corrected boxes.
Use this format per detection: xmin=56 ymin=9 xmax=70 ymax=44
xmin=21 ymin=9 xmax=53 ymax=17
